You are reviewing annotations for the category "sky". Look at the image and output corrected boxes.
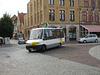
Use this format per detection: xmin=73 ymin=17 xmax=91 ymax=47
xmin=0 ymin=0 xmax=29 ymax=18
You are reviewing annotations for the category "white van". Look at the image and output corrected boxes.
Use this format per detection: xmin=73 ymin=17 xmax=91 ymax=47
xmin=26 ymin=28 xmax=65 ymax=52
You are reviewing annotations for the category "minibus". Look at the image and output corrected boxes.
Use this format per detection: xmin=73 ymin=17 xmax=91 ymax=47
xmin=26 ymin=28 xmax=65 ymax=52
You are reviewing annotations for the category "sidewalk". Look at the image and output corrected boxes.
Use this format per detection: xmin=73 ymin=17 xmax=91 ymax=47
xmin=0 ymin=39 xmax=18 ymax=48
xmin=89 ymin=45 xmax=100 ymax=60
xmin=64 ymin=41 xmax=100 ymax=46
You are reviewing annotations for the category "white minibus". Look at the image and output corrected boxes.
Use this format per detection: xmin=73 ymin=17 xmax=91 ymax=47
xmin=26 ymin=28 xmax=65 ymax=52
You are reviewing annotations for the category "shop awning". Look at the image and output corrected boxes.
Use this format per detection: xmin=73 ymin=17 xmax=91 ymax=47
xmin=81 ymin=25 xmax=100 ymax=32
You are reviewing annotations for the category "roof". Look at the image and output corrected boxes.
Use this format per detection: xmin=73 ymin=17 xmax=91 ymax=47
xmin=81 ymin=25 xmax=100 ymax=32
xmin=18 ymin=13 xmax=26 ymax=23
xmin=12 ymin=15 xmax=17 ymax=21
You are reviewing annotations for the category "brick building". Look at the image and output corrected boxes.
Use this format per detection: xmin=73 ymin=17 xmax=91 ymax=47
xmin=17 ymin=12 xmax=26 ymax=38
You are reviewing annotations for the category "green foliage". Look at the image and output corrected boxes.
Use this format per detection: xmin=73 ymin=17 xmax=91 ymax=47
xmin=0 ymin=13 xmax=14 ymax=38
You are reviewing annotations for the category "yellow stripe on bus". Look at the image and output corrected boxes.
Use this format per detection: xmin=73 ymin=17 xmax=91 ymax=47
xmin=60 ymin=38 xmax=62 ymax=45
xmin=32 ymin=40 xmax=38 ymax=45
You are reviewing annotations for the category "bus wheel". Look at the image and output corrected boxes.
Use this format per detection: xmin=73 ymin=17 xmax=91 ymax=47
xmin=42 ymin=45 xmax=46 ymax=52
xmin=28 ymin=49 xmax=32 ymax=53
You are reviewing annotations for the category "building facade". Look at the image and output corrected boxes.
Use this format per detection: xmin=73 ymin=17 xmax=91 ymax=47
xmin=17 ymin=12 xmax=26 ymax=38
xmin=79 ymin=0 xmax=100 ymax=38
xmin=23 ymin=0 xmax=100 ymax=41
xmin=12 ymin=15 xmax=17 ymax=39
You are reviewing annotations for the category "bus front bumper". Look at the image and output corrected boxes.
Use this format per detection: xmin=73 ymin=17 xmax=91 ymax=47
xmin=26 ymin=45 xmax=43 ymax=51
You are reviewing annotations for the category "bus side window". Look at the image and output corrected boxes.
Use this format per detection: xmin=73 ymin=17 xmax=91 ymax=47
xmin=44 ymin=29 xmax=53 ymax=40
xmin=44 ymin=32 xmax=47 ymax=40
xmin=44 ymin=29 xmax=49 ymax=40
xmin=60 ymin=29 xmax=64 ymax=38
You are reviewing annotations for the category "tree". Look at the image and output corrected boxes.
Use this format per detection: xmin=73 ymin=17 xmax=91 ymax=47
xmin=0 ymin=13 xmax=14 ymax=38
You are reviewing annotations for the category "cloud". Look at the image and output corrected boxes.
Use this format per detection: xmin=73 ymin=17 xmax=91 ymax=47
xmin=0 ymin=0 xmax=29 ymax=17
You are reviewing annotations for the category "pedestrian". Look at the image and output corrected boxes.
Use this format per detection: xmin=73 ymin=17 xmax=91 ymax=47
xmin=0 ymin=39 xmax=2 ymax=47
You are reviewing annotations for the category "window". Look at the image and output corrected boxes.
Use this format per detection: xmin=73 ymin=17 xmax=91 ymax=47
xmin=40 ymin=10 xmax=42 ymax=22
xmin=30 ymin=29 xmax=43 ymax=40
xmin=89 ymin=12 xmax=93 ymax=21
xmin=91 ymin=0 xmax=95 ymax=7
xmin=70 ymin=11 xmax=75 ymax=21
xmin=84 ymin=0 xmax=89 ymax=7
xmin=27 ymin=5 xmax=29 ymax=16
xmin=34 ymin=1 xmax=36 ymax=12
xmin=37 ymin=0 xmax=39 ymax=9
xmin=49 ymin=9 xmax=55 ymax=21
xmin=31 ymin=16 xmax=33 ymax=25
xmin=69 ymin=0 xmax=74 ymax=6
xmin=98 ymin=0 xmax=100 ymax=8
xmin=44 ymin=29 xmax=53 ymax=39
xmin=30 ymin=3 xmax=33 ymax=13
xmin=44 ymin=29 xmax=64 ymax=40
xmin=49 ymin=10 xmax=51 ymax=20
xmin=82 ymin=11 xmax=87 ymax=21
xmin=28 ymin=18 xmax=29 ymax=26
xmin=51 ymin=0 xmax=54 ymax=4
xmin=95 ymin=12 xmax=99 ymax=22
xmin=59 ymin=0 xmax=64 ymax=6
xmin=60 ymin=10 xmax=65 ymax=21
xmin=48 ymin=0 xmax=54 ymax=5
xmin=40 ymin=0 xmax=42 ymax=8
xmin=38 ymin=12 xmax=39 ymax=23
xmin=25 ymin=19 xmax=26 ymax=26
xmin=35 ymin=14 xmax=36 ymax=24
xmin=92 ymin=35 xmax=96 ymax=37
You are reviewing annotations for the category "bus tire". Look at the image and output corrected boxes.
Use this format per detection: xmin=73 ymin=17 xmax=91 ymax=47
xmin=28 ymin=49 xmax=32 ymax=53
xmin=42 ymin=45 xmax=46 ymax=52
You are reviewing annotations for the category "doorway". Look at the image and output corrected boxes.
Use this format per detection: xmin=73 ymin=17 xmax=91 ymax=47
xmin=69 ymin=26 xmax=76 ymax=41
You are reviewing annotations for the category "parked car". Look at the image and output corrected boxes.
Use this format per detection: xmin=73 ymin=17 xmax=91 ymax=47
xmin=78 ymin=34 xmax=98 ymax=43
xmin=18 ymin=37 xmax=26 ymax=44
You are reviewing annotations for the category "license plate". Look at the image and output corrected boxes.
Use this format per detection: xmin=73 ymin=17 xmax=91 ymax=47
xmin=30 ymin=48 xmax=36 ymax=51
xmin=30 ymin=48 xmax=33 ymax=50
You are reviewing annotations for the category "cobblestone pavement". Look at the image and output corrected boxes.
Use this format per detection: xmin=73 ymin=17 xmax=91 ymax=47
xmin=43 ymin=44 xmax=100 ymax=68
xmin=0 ymin=48 xmax=100 ymax=75
xmin=0 ymin=40 xmax=100 ymax=75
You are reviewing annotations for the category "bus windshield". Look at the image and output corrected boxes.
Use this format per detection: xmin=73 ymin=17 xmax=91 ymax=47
xmin=30 ymin=29 xmax=43 ymax=40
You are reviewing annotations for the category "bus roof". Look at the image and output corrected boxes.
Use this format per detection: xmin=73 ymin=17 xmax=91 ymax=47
xmin=31 ymin=28 xmax=63 ymax=30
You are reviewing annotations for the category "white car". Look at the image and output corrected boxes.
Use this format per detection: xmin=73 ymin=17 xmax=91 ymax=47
xmin=78 ymin=34 xmax=98 ymax=43
xmin=18 ymin=37 xmax=26 ymax=44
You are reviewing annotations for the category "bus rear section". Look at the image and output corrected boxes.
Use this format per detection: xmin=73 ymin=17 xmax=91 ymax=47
xmin=26 ymin=28 xmax=65 ymax=52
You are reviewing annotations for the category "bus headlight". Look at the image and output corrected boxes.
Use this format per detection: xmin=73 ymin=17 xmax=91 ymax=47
xmin=35 ymin=42 xmax=40 ymax=45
